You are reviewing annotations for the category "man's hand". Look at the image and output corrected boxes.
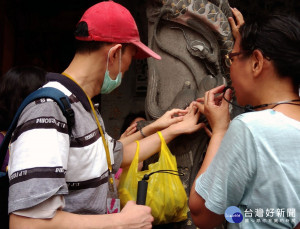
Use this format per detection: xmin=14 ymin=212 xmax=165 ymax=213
xmin=151 ymin=108 xmax=188 ymax=131
xmin=10 ymin=201 xmax=154 ymax=229
xmin=167 ymin=105 xmax=204 ymax=135
xmin=119 ymin=201 xmax=154 ymax=229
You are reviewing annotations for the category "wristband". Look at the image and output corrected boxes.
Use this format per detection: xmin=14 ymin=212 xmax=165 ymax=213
xmin=140 ymin=128 xmax=146 ymax=138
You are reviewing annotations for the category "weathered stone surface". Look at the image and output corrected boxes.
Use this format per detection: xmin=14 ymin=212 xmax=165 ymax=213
xmin=142 ymin=1 xmax=234 ymax=228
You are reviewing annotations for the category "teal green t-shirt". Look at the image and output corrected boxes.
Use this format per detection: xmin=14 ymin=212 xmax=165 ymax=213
xmin=195 ymin=109 xmax=300 ymax=228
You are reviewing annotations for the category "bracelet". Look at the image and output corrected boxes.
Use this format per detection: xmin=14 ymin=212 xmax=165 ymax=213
xmin=140 ymin=128 xmax=146 ymax=138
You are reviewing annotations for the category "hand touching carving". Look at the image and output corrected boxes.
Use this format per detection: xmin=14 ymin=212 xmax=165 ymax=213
xmin=228 ymin=8 xmax=245 ymax=40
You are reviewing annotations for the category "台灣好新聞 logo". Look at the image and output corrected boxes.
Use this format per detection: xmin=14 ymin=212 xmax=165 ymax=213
xmin=225 ymin=206 xmax=243 ymax=223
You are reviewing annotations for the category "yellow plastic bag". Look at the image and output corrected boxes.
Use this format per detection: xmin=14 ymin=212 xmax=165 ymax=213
xmin=118 ymin=131 xmax=188 ymax=225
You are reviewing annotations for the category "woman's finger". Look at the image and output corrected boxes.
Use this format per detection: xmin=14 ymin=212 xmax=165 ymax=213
xmin=209 ymin=85 xmax=226 ymax=94
xmin=204 ymin=90 xmax=209 ymax=105
xmin=231 ymin=8 xmax=244 ymax=27
xmin=229 ymin=8 xmax=244 ymax=40
xmin=206 ymin=85 xmax=226 ymax=105
xmin=214 ymin=93 xmax=223 ymax=103
xmin=221 ymin=87 xmax=232 ymax=108
xmin=194 ymin=101 xmax=204 ymax=114
xmin=196 ymin=97 xmax=204 ymax=102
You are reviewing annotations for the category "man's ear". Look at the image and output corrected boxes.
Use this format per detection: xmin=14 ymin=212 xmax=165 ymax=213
xmin=107 ymin=44 xmax=122 ymax=64
xmin=251 ymin=49 xmax=264 ymax=78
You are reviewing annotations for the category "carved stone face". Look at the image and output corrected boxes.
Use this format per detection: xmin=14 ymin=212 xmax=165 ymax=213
xmin=141 ymin=5 xmax=239 ymax=227
xmin=145 ymin=0 xmax=234 ymax=120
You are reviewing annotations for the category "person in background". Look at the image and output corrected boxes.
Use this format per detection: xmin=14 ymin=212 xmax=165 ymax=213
xmin=120 ymin=111 xmax=147 ymax=140
xmin=189 ymin=9 xmax=300 ymax=229
xmin=116 ymin=111 xmax=147 ymax=185
xmin=8 ymin=2 xmax=204 ymax=229
xmin=0 ymin=65 xmax=46 ymax=175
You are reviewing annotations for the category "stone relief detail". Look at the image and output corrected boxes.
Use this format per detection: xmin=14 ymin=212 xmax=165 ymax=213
xmin=146 ymin=0 xmax=233 ymax=119
xmin=141 ymin=0 xmax=234 ymax=228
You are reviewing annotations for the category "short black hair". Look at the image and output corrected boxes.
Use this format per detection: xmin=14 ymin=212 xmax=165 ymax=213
xmin=74 ymin=21 xmax=109 ymax=53
xmin=239 ymin=15 xmax=300 ymax=87
xmin=0 ymin=66 xmax=46 ymax=130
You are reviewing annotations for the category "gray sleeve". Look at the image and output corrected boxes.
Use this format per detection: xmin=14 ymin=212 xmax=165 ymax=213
xmin=12 ymin=195 xmax=65 ymax=219
xmin=8 ymin=100 xmax=70 ymax=213
xmin=113 ymin=140 xmax=123 ymax=174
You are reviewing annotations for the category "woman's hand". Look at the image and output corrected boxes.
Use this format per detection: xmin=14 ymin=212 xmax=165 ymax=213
xmin=195 ymin=85 xmax=231 ymax=135
xmin=228 ymin=8 xmax=245 ymax=40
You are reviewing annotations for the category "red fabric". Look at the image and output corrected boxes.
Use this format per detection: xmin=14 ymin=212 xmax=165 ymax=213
xmin=75 ymin=1 xmax=161 ymax=60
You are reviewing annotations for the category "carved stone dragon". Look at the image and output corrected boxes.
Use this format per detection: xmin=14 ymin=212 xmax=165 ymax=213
xmin=141 ymin=0 xmax=234 ymax=228
xmin=146 ymin=0 xmax=233 ymax=118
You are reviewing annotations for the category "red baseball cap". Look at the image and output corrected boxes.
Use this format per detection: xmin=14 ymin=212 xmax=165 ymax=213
xmin=75 ymin=1 xmax=161 ymax=60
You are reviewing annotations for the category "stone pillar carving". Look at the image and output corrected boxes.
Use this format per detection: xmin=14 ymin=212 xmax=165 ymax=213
xmin=143 ymin=1 xmax=234 ymax=228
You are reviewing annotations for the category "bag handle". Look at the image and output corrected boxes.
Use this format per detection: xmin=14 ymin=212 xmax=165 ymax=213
xmin=145 ymin=131 xmax=184 ymax=179
xmin=133 ymin=140 xmax=140 ymax=169
xmin=136 ymin=132 xmax=184 ymax=205
xmin=142 ymin=169 xmax=183 ymax=181
xmin=134 ymin=132 xmax=185 ymax=179
xmin=157 ymin=131 xmax=165 ymax=145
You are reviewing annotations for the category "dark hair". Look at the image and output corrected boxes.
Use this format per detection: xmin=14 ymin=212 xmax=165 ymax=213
xmin=120 ymin=111 xmax=146 ymax=135
xmin=74 ymin=21 xmax=129 ymax=54
xmin=74 ymin=22 xmax=108 ymax=53
xmin=239 ymin=15 xmax=300 ymax=86
xmin=0 ymin=66 xmax=46 ymax=130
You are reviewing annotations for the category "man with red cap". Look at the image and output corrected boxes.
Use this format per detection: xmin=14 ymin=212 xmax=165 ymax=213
xmin=8 ymin=1 xmax=203 ymax=228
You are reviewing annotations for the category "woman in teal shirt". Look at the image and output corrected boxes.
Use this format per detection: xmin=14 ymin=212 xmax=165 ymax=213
xmin=189 ymin=9 xmax=300 ymax=229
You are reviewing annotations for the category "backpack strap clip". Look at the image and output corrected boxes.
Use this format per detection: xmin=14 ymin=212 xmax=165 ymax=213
xmin=60 ymin=97 xmax=75 ymax=129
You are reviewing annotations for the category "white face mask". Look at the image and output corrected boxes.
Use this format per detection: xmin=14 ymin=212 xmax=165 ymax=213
xmin=100 ymin=48 xmax=122 ymax=94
